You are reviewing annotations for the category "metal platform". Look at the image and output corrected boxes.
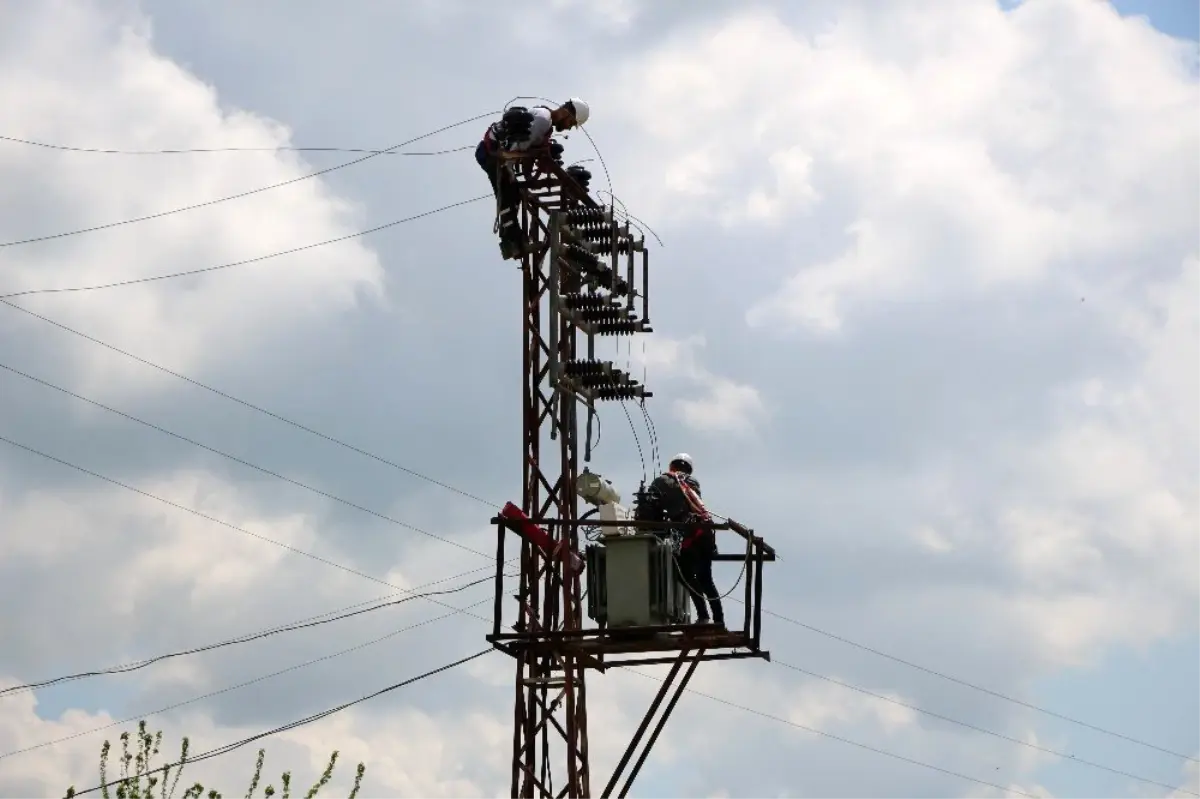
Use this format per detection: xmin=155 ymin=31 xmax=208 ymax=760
xmin=489 ymin=515 xmax=774 ymax=671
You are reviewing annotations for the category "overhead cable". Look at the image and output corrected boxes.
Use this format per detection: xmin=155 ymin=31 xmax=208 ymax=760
xmin=64 ymin=647 xmax=494 ymax=797
xmin=0 ymin=361 xmax=492 ymax=558
xmin=0 ymin=135 xmax=472 ymax=157
xmin=772 ymin=659 xmax=1194 ymax=795
xmin=624 ymin=666 xmax=1039 ymax=798
xmin=503 ymin=94 xmax=665 ymax=248
xmin=0 ymin=110 xmax=498 ymax=248
xmin=2 ymin=310 xmax=1185 ymax=764
xmin=2 ymin=609 xmax=493 ymax=762
xmin=755 ymin=603 xmax=1199 ymax=763
xmin=0 ymin=326 xmax=1180 ymax=767
xmin=0 ymin=570 xmax=500 ymax=699
xmin=0 ymin=434 xmax=500 ymax=609
xmin=0 ymin=298 xmax=498 ymax=508
xmin=0 ymin=194 xmax=491 ymax=299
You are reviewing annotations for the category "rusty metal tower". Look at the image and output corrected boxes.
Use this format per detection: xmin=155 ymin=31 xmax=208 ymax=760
xmin=486 ymin=151 xmax=776 ymax=798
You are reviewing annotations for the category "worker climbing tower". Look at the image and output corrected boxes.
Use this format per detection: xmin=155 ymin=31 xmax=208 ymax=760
xmin=486 ymin=150 xmax=776 ymax=798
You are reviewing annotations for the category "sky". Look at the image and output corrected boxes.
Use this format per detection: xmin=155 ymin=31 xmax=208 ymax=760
xmin=0 ymin=0 xmax=1196 ymax=797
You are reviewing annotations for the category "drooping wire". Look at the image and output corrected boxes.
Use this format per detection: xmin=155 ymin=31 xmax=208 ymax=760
xmin=5 ymin=297 xmax=1188 ymax=768
xmin=0 ymin=571 xmax=499 ymax=699
xmin=586 ymin=405 xmax=603 ymax=458
xmin=0 ymin=298 xmax=500 ymax=509
xmin=639 ymin=397 xmax=661 ymax=474
xmin=28 ymin=101 xmax=1166 ymax=777
xmin=64 ymin=650 xmax=494 ymax=797
xmin=596 ymin=651 xmax=1197 ymax=797
xmin=0 ymin=194 xmax=491 ymax=299
xmin=0 ymin=434 xmax=496 ymax=594
xmin=0 ymin=110 xmax=499 ymax=248
xmin=499 ymin=95 xmax=662 ymax=250
xmin=669 ymin=537 xmax=749 ymax=604
xmin=4 ymin=221 xmax=1186 ymax=769
xmin=636 ymin=334 xmax=661 ymax=472
xmin=2 ymin=601 xmax=495 ymax=762
xmin=0 ymin=135 xmax=472 ymax=156
xmin=0 ymin=360 xmax=494 ymax=558
xmin=597 ymin=190 xmax=664 ymax=249
xmin=768 ymin=657 xmax=1200 ymax=791
xmin=501 ymin=95 xmax=613 ymax=199
xmin=621 ymin=667 xmax=1040 ymax=799
xmin=744 ymin=601 xmax=1200 ymax=764
xmin=619 ymin=400 xmax=647 ymax=486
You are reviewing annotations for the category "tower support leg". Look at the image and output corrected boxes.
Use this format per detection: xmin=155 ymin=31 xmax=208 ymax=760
xmin=601 ymin=648 xmax=705 ymax=798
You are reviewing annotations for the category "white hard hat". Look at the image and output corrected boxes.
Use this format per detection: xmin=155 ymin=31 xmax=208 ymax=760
xmin=669 ymin=453 xmax=694 ymax=472
xmin=567 ymin=97 xmax=590 ymax=125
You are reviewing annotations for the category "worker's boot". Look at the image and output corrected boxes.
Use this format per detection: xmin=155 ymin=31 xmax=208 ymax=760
xmin=500 ymin=230 xmax=529 ymax=261
xmin=497 ymin=206 xmax=524 ymax=260
xmin=499 ymin=239 xmax=522 ymax=260
xmin=710 ymin=598 xmax=726 ymax=629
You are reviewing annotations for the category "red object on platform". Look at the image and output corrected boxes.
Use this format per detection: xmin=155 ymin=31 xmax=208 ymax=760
xmin=500 ymin=502 xmax=584 ymax=575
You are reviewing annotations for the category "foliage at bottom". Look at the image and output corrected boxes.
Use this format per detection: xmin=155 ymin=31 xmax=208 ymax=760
xmin=63 ymin=720 xmax=366 ymax=799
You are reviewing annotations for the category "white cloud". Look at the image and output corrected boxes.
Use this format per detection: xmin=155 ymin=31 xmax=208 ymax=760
xmin=601 ymin=0 xmax=1199 ymax=672
xmin=600 ymin=0 xmax=1198 ymax=335
xmin=2 ymin=0 xmax=1197 ymax=796
xmin=0 ymin=684 xmax=509 ymax=798
xmin=783 ymin=676 xmax=919 ymax=736
xmin=549 ymin=0 xmax=638 ymax=30
xmin=635 ymin=335 xmax=766 ymax=435
xmin=0 ymin=0 xmax=387 ymax=401
xmin=0 ymin=462 xmax=506 ymax=796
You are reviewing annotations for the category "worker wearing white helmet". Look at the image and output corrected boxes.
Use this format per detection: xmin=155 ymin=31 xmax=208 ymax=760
xmin=475 ymin=97 xmax=590 ymax=260
xmin=633 ymin=452 xmax=725 ymax=627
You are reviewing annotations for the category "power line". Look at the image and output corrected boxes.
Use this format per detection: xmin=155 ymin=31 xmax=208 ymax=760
xmin=18 ymin=597 xmax=1170 ymax=796
xmin=619 ymin=400 xmax=647 ymax=486
xmin=1 ymin=605 xmax=493 ymax=762
xmin=596 ymin=191 xmax=664 ymax=248
xmin=771 ymin=659 xmax=1195 ymax=795
xmin=64 ymin=647 xmax=494 ymax=797
xmin=638 ymin=397 xmax=661 ymax=474
xmin=623 ymin=666 xmax=1039 ymax=798
xmin=0 ymin=570 xmax=500 ymax=699
xmin=0 ymin=434 xmax=500 ymax=614
xmin=0 ymin=111 xmax=497 ymax=249
xmin=756 ymin=604 xmax=1199 ymax=763
xmin=0 ymin=194 xmax=490 ymax=299
xmin=1 ymin=303 xmax=1182 ymax=772
xmin=0 ymin=426 xmax=484 ymax=559
xmin=0 ymin=360 xmax=493 ymax=558
xmin=0 ymin=298 xmax=498 ymax=508
xmin=1 ymin=306 xmax=1185 ymax=765
xmin=2 ymin=432 xmax=1184 ymax=790
xmin=0 ymin=135 xmax=472 ymax=157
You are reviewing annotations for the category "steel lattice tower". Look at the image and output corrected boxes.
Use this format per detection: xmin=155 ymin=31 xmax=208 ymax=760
xmin=487 ymin=152 xmax=776 ymax=799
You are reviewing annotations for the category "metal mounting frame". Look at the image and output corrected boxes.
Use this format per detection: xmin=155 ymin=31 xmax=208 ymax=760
xmin=489 ymin=517 xmax=775 ymax=671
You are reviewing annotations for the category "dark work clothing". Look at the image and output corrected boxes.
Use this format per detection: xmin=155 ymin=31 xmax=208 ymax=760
xmin=678 ymin=546 xmax=724 ymax=624
xmin=634 ymin=472 xmax=702 ymax=527
xmin=636 ymin=472 xmax=717 ymax=554
xmin=475 ymin=139 xmax=523 ymax=247
xmin=637 ymin=470 xmax=723 ymax=624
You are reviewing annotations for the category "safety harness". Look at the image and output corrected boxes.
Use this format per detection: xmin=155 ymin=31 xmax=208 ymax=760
xmin=665 ymin=471 xmax=714 ymax=551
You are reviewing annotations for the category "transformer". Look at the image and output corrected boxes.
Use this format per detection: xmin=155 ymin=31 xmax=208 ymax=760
xmin=585 ymin=533 xmax=691 ymax=628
